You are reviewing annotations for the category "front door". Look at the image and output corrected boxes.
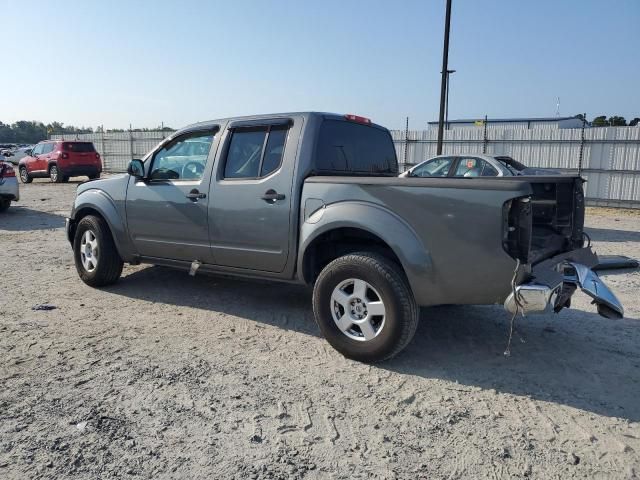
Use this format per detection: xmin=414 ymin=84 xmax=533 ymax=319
xmin=126 ymin=128 xmax=218 ymax=263
xmin=27 ymin=144 xmax=45 ymax=173
xmin=208 ymin=118 xmax=298 ymax=273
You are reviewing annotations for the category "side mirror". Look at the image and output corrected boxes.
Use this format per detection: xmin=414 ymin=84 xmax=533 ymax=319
xmin=127 ymin=159 xmax=145 ymax=178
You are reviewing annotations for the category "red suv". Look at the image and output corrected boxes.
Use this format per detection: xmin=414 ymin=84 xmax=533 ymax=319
xmin=18 ymin=141 xmax=102 ymax=183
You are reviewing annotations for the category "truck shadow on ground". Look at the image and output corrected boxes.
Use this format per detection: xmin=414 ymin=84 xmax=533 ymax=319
xmin=109 ymin=265 xmax=640 ymax=422
xmin=0 ymin=206 xmax=66 ymax=231
xmin=389 ymin=304 xmax=640 ymax=422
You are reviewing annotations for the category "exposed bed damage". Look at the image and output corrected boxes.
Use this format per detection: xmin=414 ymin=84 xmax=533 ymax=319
xmin=503 ymin=176 xmax=624 ymax=320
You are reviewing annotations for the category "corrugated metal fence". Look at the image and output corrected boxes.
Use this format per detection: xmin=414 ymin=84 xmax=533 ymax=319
xmin=53 ymin=125 xmax=640 ymax=208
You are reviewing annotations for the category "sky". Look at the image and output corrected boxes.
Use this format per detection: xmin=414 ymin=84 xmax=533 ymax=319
xmin=1 ymin=0 xmax=639 ymax=130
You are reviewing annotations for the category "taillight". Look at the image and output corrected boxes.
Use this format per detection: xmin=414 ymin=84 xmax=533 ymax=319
xmin=1 ymin=163 xmax=15 ymax=177
xmin=95 ymin=153 xmax=100 ymax=159
xmin=344 ymin=114 xmax=372 ymax=125
xmin=61 ymin=152 xmax=69 ymax=159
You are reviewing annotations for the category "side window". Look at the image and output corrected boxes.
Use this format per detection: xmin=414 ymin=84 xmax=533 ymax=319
xmin=149 ymin=131 xmax=214 ymax=181
xmin=42 ymin=143 xmax=54 ymax=154
xmin=412 ymin=157 xmax=454 ymax=177
xmin=455 ymin=157 xmax=498 ymax=177
xmin=223 ymin=126 xmax=287 ymax=179
xmin=480 ymin=161 xmax=499 ymax=177
xmin=32 ymin=144 xmax=44 ymax=156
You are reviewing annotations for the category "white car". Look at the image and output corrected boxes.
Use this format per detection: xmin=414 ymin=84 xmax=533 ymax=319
xmin=400 ymin=154 xmax=558 ymax=178
xmin=0 ymin=161 xmax=20 ymax=212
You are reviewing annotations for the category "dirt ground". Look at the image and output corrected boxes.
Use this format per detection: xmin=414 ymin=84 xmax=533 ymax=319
xmin=1 ymin=179 xmax=639 ymax=480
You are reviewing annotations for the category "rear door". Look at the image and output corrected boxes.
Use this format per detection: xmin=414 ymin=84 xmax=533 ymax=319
xmin=208 ymin=118 xmax=299 ymax=272
xmin=40 ymin=143 xmax=55 ymax=171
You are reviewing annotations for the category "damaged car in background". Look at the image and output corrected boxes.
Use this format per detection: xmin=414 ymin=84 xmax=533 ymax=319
xmin=400 ymin=154 xmax=559 ymax=178
xmin=65 ymin=112 xmax=623 ymax=362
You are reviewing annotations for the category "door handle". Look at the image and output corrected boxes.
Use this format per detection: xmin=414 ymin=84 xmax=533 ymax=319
xmin=261 ymin=189 xmax=285 ymax=203
xmin=186 ymin=189 xmax=206 ymax=201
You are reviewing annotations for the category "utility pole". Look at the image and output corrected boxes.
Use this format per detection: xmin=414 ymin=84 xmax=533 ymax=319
xmin=445 ymin=69 xmax=456 ymax=130
xmin=436 ymin=0 xmax=453 ymax=155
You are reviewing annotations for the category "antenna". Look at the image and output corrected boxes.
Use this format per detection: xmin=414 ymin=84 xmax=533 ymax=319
xmin=556 ymin=97 xmax=560 ymax=117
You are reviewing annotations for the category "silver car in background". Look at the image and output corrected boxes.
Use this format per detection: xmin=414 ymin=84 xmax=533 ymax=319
xmin=0 ymin=161 xmax=20 ymax=212
xmin=400 ymin=154 xmax=559 ymax=178
xmin=5 ymin=145 xmax=34 ymax=166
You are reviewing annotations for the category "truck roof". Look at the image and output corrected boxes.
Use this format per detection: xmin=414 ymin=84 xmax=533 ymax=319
xmin=180 ymin=112 xmax=389 ymax=133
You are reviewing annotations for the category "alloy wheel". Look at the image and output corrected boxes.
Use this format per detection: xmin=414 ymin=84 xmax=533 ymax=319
xmin=80 ymin=230 xmax=99 ymax=272
xmin=330 ymin=278 xmax=386 ymax=341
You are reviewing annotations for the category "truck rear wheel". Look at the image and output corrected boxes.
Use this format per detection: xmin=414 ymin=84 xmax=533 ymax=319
xmin=312 ymin=252 xmax=418 ymax=362
xmin=73 ymin=215 xmax=123 ymax=287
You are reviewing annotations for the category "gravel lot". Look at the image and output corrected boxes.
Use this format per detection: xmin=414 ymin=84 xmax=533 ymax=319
xmin=1 ymin=179 xmax=639 ymax=479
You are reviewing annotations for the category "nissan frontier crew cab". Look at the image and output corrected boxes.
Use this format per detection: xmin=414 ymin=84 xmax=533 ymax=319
xmin=65 ymin=112 xmax=623 ymax=362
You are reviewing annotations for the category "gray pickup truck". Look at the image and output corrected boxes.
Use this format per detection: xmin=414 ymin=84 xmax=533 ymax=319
xmin=66 ymin=112 xmax=623 ymax=362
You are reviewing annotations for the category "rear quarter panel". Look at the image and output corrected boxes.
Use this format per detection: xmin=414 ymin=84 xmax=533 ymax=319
xmin=301 ymin=177 xmax=532 ymax=306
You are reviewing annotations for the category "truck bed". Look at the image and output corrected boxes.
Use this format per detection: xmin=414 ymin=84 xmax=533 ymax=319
xmin=303 ymin=174 xmax=585 ymax=305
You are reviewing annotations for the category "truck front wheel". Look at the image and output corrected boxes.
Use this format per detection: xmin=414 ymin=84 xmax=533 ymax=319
xmin=312 ymin=252 xmax=418 ymax=362
xmin=73 ymin=215 xmax=123 ymax=287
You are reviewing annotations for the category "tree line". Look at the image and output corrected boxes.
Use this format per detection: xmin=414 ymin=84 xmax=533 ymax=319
xmin=0 ymin=120 xmax=175 ymax=144
xmin=575 ymin=114 xmax=639 ymax=127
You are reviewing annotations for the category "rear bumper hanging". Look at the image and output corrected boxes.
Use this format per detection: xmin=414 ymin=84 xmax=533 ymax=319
xmin=504 ymin=248 xmax=624 ymax=319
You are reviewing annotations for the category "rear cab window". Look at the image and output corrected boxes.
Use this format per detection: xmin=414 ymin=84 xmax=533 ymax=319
xmin=314 ymin=119 xmax=398 ymax=175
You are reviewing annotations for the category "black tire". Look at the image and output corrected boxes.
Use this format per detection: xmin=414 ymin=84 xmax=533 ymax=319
xmin=73 ymin=215 xmax=123 ymax=287
xmin=312 ymin=252 xmax=419 ymax=363
xmin=19 ymin=166 xmax=32 ymax=183
xmin=49 ymin=164 xmax=63 ymax=183
xmin=89 ymin=173 xmax=101 ymax=180
xmin=0 ymin=198 xmax=10 ymax=212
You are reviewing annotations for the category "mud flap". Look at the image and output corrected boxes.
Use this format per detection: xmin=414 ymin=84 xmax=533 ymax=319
xmin=564 ymin=262 xmax=624 ymax=319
